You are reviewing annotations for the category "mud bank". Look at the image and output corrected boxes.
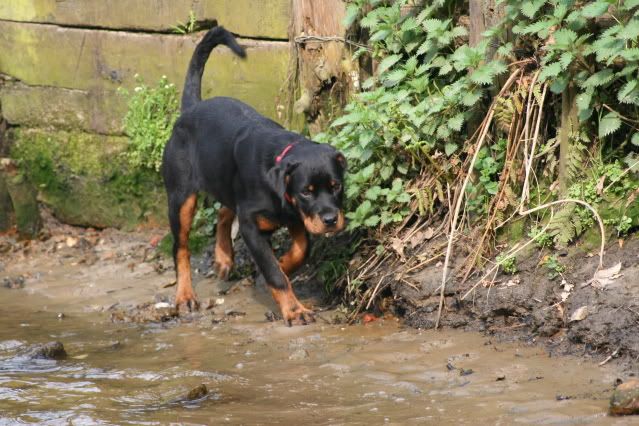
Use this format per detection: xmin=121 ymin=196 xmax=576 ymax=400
xmin=392 ymin=235 xmax=639 ymax=371
xmin=0 ymin=214 xmax=637 ymax=423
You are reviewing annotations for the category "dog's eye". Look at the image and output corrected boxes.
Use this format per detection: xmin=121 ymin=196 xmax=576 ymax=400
xmin=331 ymin=181 xmax=342 ymax=193
xmin=301 ymin=185 xmax=314 ymax=198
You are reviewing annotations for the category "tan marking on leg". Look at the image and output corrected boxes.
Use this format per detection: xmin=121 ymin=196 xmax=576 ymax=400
xmin=269 ymin=281 xmax=314 ymax=326
xmin=175 ymin=194 xmax=199 ymax=310
xmin=256 ymin=214 xmax=280 ymax=232
xmin=214 ymin=206 xmax=235 ymax=280
xmin=279 ymin=223 xmax=308 ymax=275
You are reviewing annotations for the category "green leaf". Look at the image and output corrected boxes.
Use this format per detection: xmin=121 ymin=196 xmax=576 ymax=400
xmin=445 ymin=143 xmax=458 ymax=156
xmin=401 ymin=17 xmax=419 ymax=32
xmin=462 ymin=89 xmax=483 ymax=106
xmin=383 ymin=69 xmax=408 ymax=86
xmin=581 ymin=1 xmax=610 ymax=18
xmin=521 ymin=0 xmax=546 ymax=18
xmin=581 ymin=69 xmax=614 ymax=88
xmin=470 ymin=65 xmax=494 ymax=85
xmin=576 ymin=90 xmax=593 ymax=111
xmin=632 ymin=133 xmax=639 ymax=146
xmin=619 ymin=19 xmax=639 ymax=39
xmin=377 ymin=54 xmax=402 ymax=74
xmin=364 ymin=215 xmax=381 ymax=227
xmin=538 ymin=62 xmax=563 ymax=81
xmin=559 ymin=52 xmax=574 ymax=69
xmin=618 ymin=80 xmax=639 ymax=104
xmin=553 ymin=28 xmax=577 ymax=46
xmin=343 ymin=4 xmax=360 ymax=29
xmin=447 ymin=113 xmax=465 ymax=131
xmin=599 ymin=112 xmax=622 ymax=138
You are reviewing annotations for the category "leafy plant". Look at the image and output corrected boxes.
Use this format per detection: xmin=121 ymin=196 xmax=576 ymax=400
xmin=318 ymin=0 xmax=508 ymax=229
xmin=172 ymin=10 xmax=198 ymax=34
xmin=118 ymin=75 xmax=179 ymax=172
xmin=496 ymin=253 xmax=518 ymax=274
xmin=528 ymin=226 xmax=554 ymax=249
xmin=543 ymin=255 xmax=566 ymax=280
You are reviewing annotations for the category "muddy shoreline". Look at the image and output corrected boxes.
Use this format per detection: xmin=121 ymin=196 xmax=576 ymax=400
xmin=1 ymin=215 xmax=638 ymax=423
xmin=390 ymin=235 xmax=639 ymax=371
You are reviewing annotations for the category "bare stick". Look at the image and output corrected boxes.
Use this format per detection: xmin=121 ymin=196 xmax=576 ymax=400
xmin=435 ymin=69 xmax=523 ymax=329
xmin=461 ymin=209 xmax=554 ymax=300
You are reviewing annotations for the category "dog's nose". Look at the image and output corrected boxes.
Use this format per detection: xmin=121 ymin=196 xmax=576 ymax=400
xmin=321 ymin=213 xmax=338 ymax=226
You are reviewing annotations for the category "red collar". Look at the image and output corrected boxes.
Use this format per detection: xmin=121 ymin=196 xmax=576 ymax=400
xmin=276 ymin=143 xmax=297 ymax=204
xmin=275 ymin=143 xmax=296 ymax=164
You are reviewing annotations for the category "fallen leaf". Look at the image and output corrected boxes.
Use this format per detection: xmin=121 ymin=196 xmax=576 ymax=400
xmin=162 ymin=280 xmax=177 ymax=288
xmin=592 ymin=262 xmax=623 ymax=289
xmin=570 ymin=305 xmax=588 ymax=322
xmin=362 ymin=313 xmax=377 ymax=324
xmin=390 ymin=237 xmax=406 ymax=260
xmin=72 ymin=354 xmax=88 ymax=360
xmin=149 ymin=235 xmax=162 ymax=247
xmin=409 ymin=227 xmax=435 ymax=248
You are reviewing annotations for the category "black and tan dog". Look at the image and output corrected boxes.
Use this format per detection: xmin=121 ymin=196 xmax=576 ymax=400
xmin=162 ymin=26 xmax=346 ymax=325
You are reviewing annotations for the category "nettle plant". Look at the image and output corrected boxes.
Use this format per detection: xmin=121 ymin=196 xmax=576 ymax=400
xmin=499 ymin=0 xmax=639 ymax=145
xmin=319 ymin=0 xmax=508 ymax=229
xmin=324 ymin=0 xmax=639 ymax=238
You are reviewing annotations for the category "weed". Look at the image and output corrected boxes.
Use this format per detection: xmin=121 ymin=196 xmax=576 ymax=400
xmin=543 ymin=255 xmax=565 ymax=280
xmin=118 ymin=75 xmax=179 ymax=172
xmin=528 ymin=226 xmax=554 ymax=249
xmin=496 ymin=253 xmax=518 ymax=275
xmin=172 ymin=10 xmax=198 ymax=34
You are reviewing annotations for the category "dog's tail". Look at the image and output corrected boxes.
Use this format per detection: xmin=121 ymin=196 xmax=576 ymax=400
xmin=181 ymin=26 xmax=246 ymax=112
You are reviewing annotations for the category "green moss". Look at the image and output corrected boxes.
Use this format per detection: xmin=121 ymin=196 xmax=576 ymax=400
xmin=10 ymin=129 xmax=167 ymax=229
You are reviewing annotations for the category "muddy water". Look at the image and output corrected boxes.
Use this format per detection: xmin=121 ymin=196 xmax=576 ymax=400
xmin=0 ymin=232 xmax=633 ymax=425
xmin=0 ymin=296 xmax=630 ymax=425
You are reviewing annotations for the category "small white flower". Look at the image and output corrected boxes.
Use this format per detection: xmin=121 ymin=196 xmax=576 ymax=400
xmin=134 ymin=86 xmax=142 ymax=92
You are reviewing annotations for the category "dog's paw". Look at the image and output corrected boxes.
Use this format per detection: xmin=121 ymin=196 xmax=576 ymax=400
xmin=282 ymin=304 xmax=315 ymax=327
xmin=175 ymin=291 xmax=200 ymax=314
xmin=213 ymin=260 xmax=233 ymax=281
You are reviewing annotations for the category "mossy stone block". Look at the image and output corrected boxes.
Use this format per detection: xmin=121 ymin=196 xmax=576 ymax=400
xmin=0 ymin=0 xmax=291 ymax=39
xmin=10 ymin=129 xmax=167 ymax=229
xmin=0 ymin=83 xmax=125 ymax=134
xmin=0 ymin=21 xmax=291 ymax=122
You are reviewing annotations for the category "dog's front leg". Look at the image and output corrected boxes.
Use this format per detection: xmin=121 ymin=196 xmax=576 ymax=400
xmin=238 ymin=214 xmax=314 ymax=326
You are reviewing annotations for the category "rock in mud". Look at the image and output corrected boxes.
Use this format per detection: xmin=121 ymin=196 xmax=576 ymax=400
xmin=610 ymin=380 xmax=639 ymax=416
xmin=289 ymin=348 xmax=310 ymax=361
xmin=185 ymin=384 xmax=208 ymax=401
xmin=21 ymin=341 xmax=67 ymax=360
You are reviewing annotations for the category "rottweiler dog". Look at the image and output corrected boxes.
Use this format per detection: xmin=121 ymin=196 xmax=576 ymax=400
xmin=162 ymin=26 xmax=346 ymax=325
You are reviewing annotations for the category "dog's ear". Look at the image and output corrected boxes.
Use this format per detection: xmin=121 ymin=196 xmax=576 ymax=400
xmin=335 ymin=153 xmax=347 ymax=172
xmin=267 ymin=160 xmax=299 ymax=203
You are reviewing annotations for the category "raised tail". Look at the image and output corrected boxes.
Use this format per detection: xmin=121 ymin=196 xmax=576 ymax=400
xmin=181 ymin=26 xmax=246 ymax=112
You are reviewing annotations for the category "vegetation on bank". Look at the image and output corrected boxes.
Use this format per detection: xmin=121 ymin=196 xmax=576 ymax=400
xmin=115 ymin=1 xmax=639 ymax=302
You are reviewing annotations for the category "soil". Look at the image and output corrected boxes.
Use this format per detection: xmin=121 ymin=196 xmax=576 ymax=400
xmin=391 ymin=233 xmax=639 ymax=371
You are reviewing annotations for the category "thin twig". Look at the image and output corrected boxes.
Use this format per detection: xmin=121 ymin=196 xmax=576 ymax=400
xmin=435 ymin=69 xmax=523 ymax=329
xmin=461 ymin=209 xmax=555 ymax=300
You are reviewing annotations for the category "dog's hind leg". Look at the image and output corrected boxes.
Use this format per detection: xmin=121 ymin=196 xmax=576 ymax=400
xmin=169 ymin=193 xmax=199 ymax=312
xmin=214 ymin=206 xmax=235 ymax=280
xmin=279 ymin=223 xmax=308 ymax=276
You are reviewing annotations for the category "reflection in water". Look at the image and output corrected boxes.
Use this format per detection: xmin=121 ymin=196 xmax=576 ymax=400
xmin=0 ymin=301 xmax=627 ymax=426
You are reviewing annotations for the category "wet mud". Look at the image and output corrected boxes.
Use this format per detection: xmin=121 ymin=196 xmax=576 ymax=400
xmin=0 ymin=218 xmax=637 ymax=424
xmin=394 ymin=236 xmax=639 ymax=371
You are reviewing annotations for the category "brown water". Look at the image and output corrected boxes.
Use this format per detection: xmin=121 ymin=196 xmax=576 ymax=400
xmin=0 ymin=295 xmax=631 ymax=425
xmin=0 ymin=232 xmax=634 ymax=425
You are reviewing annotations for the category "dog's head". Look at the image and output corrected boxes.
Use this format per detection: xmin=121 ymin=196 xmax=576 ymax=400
xmin=269 ymin=143 xmax=347 ymax=235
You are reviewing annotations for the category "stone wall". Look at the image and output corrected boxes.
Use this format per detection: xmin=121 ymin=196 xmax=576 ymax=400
xmin=0 ymin=1 xmax=293 ymax=230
